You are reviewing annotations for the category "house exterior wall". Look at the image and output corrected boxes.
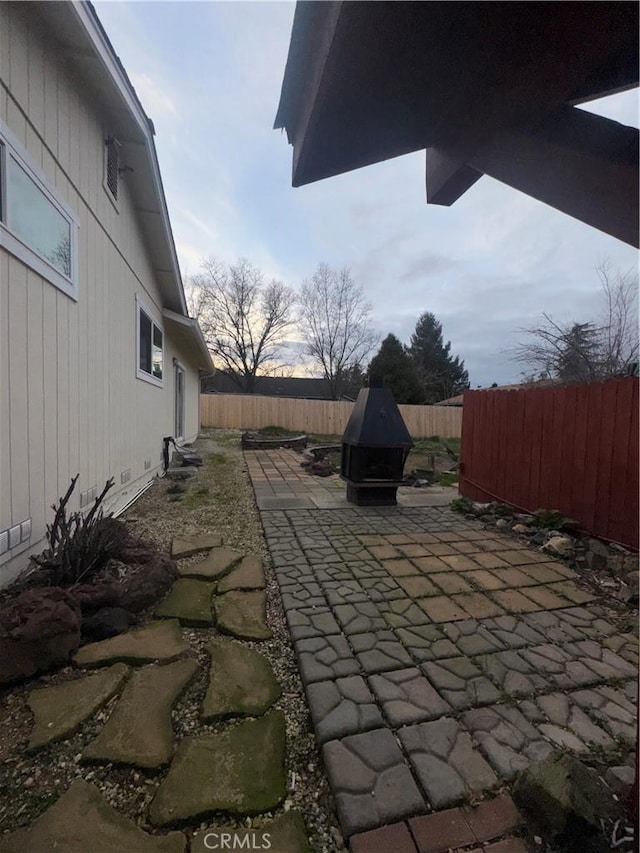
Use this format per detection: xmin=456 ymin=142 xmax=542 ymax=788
xmin=0 ymin=3 xmax=199 ymax=584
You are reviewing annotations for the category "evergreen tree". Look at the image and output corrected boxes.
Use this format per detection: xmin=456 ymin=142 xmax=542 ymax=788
xmin=367 ymin=334 xmax=422 ymax=403
xmin=556 ymin=322 xmax=601 ymax=383
xmin=408 ymin=313 xmax=470 ymax=403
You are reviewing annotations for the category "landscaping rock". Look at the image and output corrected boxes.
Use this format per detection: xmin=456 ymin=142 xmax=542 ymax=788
xmin=542 ymin=536 xmax=574 ymax=557
xmin=0 ymin=779 xmax=185 ymax=853
xmin=604 ymin=765 xmax=635 ymax=795
xmin=471 ymin=502 xmax=492 ymax=516
xmin=119 ymin=551 xmax=178 ymax=613
xmin=513 ymin=753 xmax=617 ymax=840
xmin=81 ymin=607 xmax=137 ymax=642
xmin=495 ymin=519 xmax=511 ymax=530
xmin=191 ymin=812 xmax=310 ymax=853
xmin=202 ymin=639 xmax=281 ymax=720
xmin=71 ymin=577 xmax=122 ymax=612
xmin=0 ymin=587 xmax=81 ymax=685
xmin=83 ymin=657 xmax=199 ymax=768
xmin=74 ymin=620 xmax=189 ymax=667
xmin=27 ymin=663 xmax=129 ymax=750
xmin=149 ymin=712 xmax=286 ymax=826
xmin=155 ymin=579 xmax=217 ymax=626
xmin=216 ymin=556 xmax=265 ymax=592
xmin=171 ymin=534 xmax=222 ymax=558
xmin=178 ymin=547 xmax=242 ymax=580
xmin=512 ymin=524 xmax=530 ymax=535
xmin=214 ymin=590 xmax=273 ymax=640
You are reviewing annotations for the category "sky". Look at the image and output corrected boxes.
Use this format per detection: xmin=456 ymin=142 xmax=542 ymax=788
xmin=95 ymin=1 xmax=639 ymax=388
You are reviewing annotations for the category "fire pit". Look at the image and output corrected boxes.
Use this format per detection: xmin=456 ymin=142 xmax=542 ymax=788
xmin=340 ymin=381 xmax=413 ymax=506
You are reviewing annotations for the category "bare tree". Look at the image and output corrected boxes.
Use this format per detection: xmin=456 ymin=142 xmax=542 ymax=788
xmin=509 ymin=262 xmax=639 ymax=384
xmin=188 ymin=258 xmax=297 ymax=393
xmin=298 ymin=264 xmax=378 ymax=399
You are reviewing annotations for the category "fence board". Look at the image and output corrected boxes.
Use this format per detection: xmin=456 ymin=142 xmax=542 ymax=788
xmin=459 ymin=378 xmax=638 ymax=551
xmin=199 ymin=394 xmax=462 ymax=439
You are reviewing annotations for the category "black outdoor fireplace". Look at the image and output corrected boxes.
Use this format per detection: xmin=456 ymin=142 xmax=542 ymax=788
xmin=340 ymin=381 xmax=413 ymax=506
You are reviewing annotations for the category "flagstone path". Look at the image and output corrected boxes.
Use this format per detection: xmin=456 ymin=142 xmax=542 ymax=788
xmin=246 ymin=448 xmax=638 ymax=851
xmin=1 ymin=539 xmax=310 ymax=853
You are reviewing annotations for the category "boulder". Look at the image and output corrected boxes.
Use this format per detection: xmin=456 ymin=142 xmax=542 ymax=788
xmin=81 ymin=607 xmax=137 ymax=642
xmin=542 ymin=536 xmax=574 ymax=557
xmin=513 ymin=753 xmax=617 ymax=842
xmin=0 ymin=587 xmax=81 ymax=685
xmin=512 ymin=524 xmax=530 ymax=535
xmin=119 ymin=552 xmax=177 ymax=613
xmin=495 ymin=519 xmax=511 ymax=530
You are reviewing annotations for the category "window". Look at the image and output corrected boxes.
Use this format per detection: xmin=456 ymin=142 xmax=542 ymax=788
xmin=105 ymin=136 xmax=119 ymax=201
xmin=0 ymin=121 xmax=78 ymax=299
xmin=137 ymin=297 xmax=163 ymax=385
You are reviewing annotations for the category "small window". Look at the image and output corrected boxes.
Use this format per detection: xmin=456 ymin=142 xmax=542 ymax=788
xmin=105 ymin=136 xmax=119 ymax=201
xmin=137 ymin=298 xmax=163 ymax=385
xmin=0 ymin=121 xmax=78 ymax=298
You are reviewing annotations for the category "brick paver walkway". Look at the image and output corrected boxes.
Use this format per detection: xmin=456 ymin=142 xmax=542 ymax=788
xmin=246 ymin=449 xmax=639 ymax=850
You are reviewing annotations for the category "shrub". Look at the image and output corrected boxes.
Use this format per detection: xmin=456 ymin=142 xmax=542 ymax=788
xmin=532 ymin=509 xmax=578 ymax=530
xmin=30 ymin=475 xmax=126 ymax=586
xmin=451 ymin=496 xmax=474 ymax=514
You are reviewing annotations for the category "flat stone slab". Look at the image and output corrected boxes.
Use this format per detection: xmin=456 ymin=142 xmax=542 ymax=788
xmin=350 ymin=631 xmax=414 ymax=673
xmin=214 ymin=590 xmax=272 ymax=640
xmin=333 ymin=601 xmax=387 ymax=634
xmin=149 ymin=712 xmax=286 ymax=826
xmin=286 ymin=607 xmax=341 ymax=640
xmin=569 ymin=685 xmax=637 ymax=742
xmin=295 ymin=635 xmax=360 ymax=683
xmin=368 ymin=668 xmax=451 ymax=726
xmin=322 ymin=728 xmax=426 ymax=837
xmin=191 ymin=812 xmax=310 ymax=853
xmin=202 ymin=639 xmax=281 ymax=720
xmin=217 ymin=556 xmax=265 ymax=592
xmin=422 ymin=657 xmax=501 ymax=709
xmin=155 ymin=579 xmax=217 ymax=626
xmin=27 ymin=663 xmax=129 ymax=750
xmin=463 ymin=705 xmax=554 ymax=780
xmin=178 ymin=547 xmax=242 ymax=580
xmin=307 ymin=676 xmax=383 ymax=743
xmin=172 ymin=534 xmax=222 ymax=558
xmin=0 ymin=779 xmax=185 ymax=853
xmin=74 ymin=620 xmax=189 ymax=668
xmin=83 ymin=657 xmax=199 ymax=768
xmin=399 ymin=718 xmax=498 ymax=808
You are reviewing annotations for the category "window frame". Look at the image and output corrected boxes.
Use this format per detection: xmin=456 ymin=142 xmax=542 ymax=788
xmin=0 ymin=119 xmax=79 ymax=300
xmin=136 ymin=294 xmax=164 ymax=387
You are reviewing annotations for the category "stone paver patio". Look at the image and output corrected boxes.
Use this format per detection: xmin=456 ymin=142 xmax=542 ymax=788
xmin=246 ymin=448 xmax=638 ymax=849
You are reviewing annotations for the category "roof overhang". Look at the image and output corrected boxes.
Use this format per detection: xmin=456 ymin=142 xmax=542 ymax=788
xmin=163 ymin=310 xmax=214 ymax=372
xmin=36 ymin=1 xmax=188 ymax=313
xmin=275 ymin=2 xmax=639 ymax=246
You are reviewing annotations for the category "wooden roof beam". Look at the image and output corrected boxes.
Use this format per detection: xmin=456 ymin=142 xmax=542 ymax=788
xmin=459 ymin=106 xmax=639 ymax=247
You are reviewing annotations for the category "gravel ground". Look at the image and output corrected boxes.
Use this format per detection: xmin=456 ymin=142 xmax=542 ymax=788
xmin=0 ymin=429 xmax=346 ymax=852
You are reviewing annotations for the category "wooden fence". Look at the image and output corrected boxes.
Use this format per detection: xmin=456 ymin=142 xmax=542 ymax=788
xmin=200 ymin=393 xmax=462 ymax=438
xmin=459 ymin=378 xmax=639 ymax=550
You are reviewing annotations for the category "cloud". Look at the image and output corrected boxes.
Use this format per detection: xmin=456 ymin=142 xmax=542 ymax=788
xmin=94 ymin=2 xmax=639 ymax=391
xmin=130 ymin=72 xmax=177 ymax=118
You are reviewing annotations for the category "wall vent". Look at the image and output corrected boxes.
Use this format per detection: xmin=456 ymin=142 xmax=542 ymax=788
xmin=144 ymin=458 xmax=151 ymax=471
xmin=121 ymin=468 xmax=131 ymax=484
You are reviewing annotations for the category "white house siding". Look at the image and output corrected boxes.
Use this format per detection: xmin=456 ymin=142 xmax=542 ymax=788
xmin=0 ymin=3 xmax=200 ymax=584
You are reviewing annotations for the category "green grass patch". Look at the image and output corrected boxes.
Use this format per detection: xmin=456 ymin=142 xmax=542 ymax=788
xmin=434 ymin=472 xmax=458 ymax=487
xmin=259 ymin=425 xmax=302 ymax=437
xmin=207 ymin=452 xmax=228 ymax=467
xmin=166 ymin=483 xmax=186 ymax=495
